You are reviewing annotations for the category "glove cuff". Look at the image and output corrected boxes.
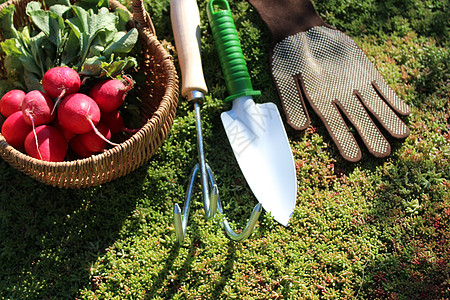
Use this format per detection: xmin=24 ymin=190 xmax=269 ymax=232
xmin=247 ymin=0 xmax=327 ymax=45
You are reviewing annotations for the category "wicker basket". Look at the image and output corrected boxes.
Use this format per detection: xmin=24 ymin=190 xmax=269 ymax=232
xmin=0 ymin=0 xmax=179 ymax=188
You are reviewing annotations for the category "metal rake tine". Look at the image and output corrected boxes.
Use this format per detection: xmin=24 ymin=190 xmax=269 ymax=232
xmin=173 ymin=203 xmax=185 ymax=243
xmin=174 ymin=163 xmax=261 ymax=243
xmin=173 ymin=163 xmax=198 ymax=244
xmin=206 ymin=165 xmax=262 ymax=242
xmin=174 ymin=162 xmax=219 ymax=244
xmin=221 ymin=203 xmax=262 ymax=242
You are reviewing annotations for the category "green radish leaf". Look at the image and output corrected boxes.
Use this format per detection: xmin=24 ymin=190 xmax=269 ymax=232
xmin=75 ymin=0 xmax=110 ymax=11
xmin=88 ymin=45 xmax=104 ymax=57
xmin=28 ymin=32 xmax=47 ymax=76
xmin=78 ymin=32 xmax=91 ymax=63
xmin=88 ymin=7 xmax=117 ymax=35
xmin=18 ymin=55 xmax=41 ymax=77
xmin=79 ymin=55 xmax=137 ymax=78
xmin=25 ymin=3 xmax=49 ymax=33
xmin=101 ymin=57 xmax=137 ymax=77
xmin=103 ymin=28 xmax=138 ymax=58
xmin=3 ymin=55 xmax=25 ymax=89
xmin=23 ymin=71 xmax=43 ymax=91
xmin=0 ymin=5 xmax=18 ymax=39
xmin=66 ymin=7 xmax=92 ymax=62
xmin=116 ymin=8 xmax=132 ymax=31
xmin=69 ymin=6 xmax=117 ymax=65
xmin=79 ymin=56 xmax=105 ymax=76
xmin=17 ymin=26 xmax=31 ymax=46
xmin=61 ymin=29 xmax=81 ymax=65
xmin=66 ymin=17 xmax=82 ymax=38
xmin=68 ymin=5 xmax=89 ymax=34
xmin=0 ymin=39 xmax=22 ymax=56
xmin=44 ymin=0 xmax=71 ymax=7
xmin=49 ymin=4 xmax=72 ymax=18
xmin=26 ymin=2 xmax=66 ymax=48
xmin=89 ymin=25 xmax=117 ymax=56
xmin=0 ymin=80 xmax=15 ymax=96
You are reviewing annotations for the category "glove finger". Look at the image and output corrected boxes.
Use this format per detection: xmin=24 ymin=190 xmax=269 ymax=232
xmin=358 ymin=83 xmax=410 ymax=139
xmin=277 ymin=75 xmax=310 ymax=130
xmin=372 ymin=80 xmax=411 ymax=116
xmin=312 ymin=99 xmax=363 ymax=162
xmin=338 ymin=93 xmax=392 ymax=158
xmin=353 ymin=40 xmax=411 ymax=118
xmin=271 ymin=43 xmax=310 ymax=130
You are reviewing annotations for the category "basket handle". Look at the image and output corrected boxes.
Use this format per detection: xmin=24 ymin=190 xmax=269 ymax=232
xmin=132 ymin=0 xmax=156 ymax=35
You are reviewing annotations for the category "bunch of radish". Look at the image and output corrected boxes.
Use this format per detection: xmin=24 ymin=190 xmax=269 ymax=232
xmin=0 ymin=66 xmax=135 ymax=162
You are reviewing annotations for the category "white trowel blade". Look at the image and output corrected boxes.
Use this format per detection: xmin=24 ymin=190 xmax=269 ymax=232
xmin=221 ymin=96 xmax=297 ymax=226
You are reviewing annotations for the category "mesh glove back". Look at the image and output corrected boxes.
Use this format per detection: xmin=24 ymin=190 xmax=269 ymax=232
xmin=248 ymin=0 xmax=411 ymax=162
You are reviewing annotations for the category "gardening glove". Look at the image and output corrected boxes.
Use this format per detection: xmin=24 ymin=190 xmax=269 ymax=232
xmin=247 ymin=0 xmax=411 ymax=162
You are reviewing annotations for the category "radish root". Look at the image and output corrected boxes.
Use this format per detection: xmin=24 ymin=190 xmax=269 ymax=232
xmin=25 ymin=110 xmax=43 ymax=160
xmin=50 ymin=89 xmax=66 ymax=115
xmin=87 ymin=117 xmax=119 ymax=147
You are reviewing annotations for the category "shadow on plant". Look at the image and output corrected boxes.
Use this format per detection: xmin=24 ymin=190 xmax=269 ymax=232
xmin=0 ymin=161 xmax=150 ymax=298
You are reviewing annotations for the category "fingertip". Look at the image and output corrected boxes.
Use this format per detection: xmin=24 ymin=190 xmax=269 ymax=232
xmin=372 ymin=80 xmax=411 ymax=116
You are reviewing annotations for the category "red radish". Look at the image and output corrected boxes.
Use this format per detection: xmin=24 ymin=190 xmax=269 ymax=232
xmin=42 ymin=66 xmax=81 ymax=112
xmin=79 ymin=123 xmax=112 ymax=153
xmin=57 ymin=93 xmax=101 ymax=134
xmin=101 ymin=109 xmax=139 ymax=135
xmin=21 ymin=90 xmax=55 ymax=127
xmin=101 ymin=110 xmax=125 ymax=134
xmin=0 ymin=89 xmax=25 ymax=117
xmin=89 ymin=75 xmax=133 ymax=113
xmin=51 ymin=118 xmax=75 ymax=142
xmin=69 ymin=135 xmax=95 ymax=158
xmin=57 ymin=93 xmax=119 ymax=147
xmin=24 ymin=125 xmax=67 ymax=162
xmin=1 ymin=111 xmax=32 ymax=150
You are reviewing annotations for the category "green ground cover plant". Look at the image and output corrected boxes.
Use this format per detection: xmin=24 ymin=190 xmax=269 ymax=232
xmin=0 ymin=0 xmax=448 ymax=299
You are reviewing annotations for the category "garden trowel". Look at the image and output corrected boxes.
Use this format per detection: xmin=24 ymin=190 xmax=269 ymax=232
xmin=207 ymin=0 xmax=297 ymax=226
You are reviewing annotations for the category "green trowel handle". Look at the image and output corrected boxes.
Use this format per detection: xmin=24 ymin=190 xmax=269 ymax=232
xmin=207 ymin=0 xmax=261 ymax=102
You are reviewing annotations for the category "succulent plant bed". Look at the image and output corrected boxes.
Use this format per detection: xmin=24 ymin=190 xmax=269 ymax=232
xmin=0 ymin=0 xmax=448 ymax=298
